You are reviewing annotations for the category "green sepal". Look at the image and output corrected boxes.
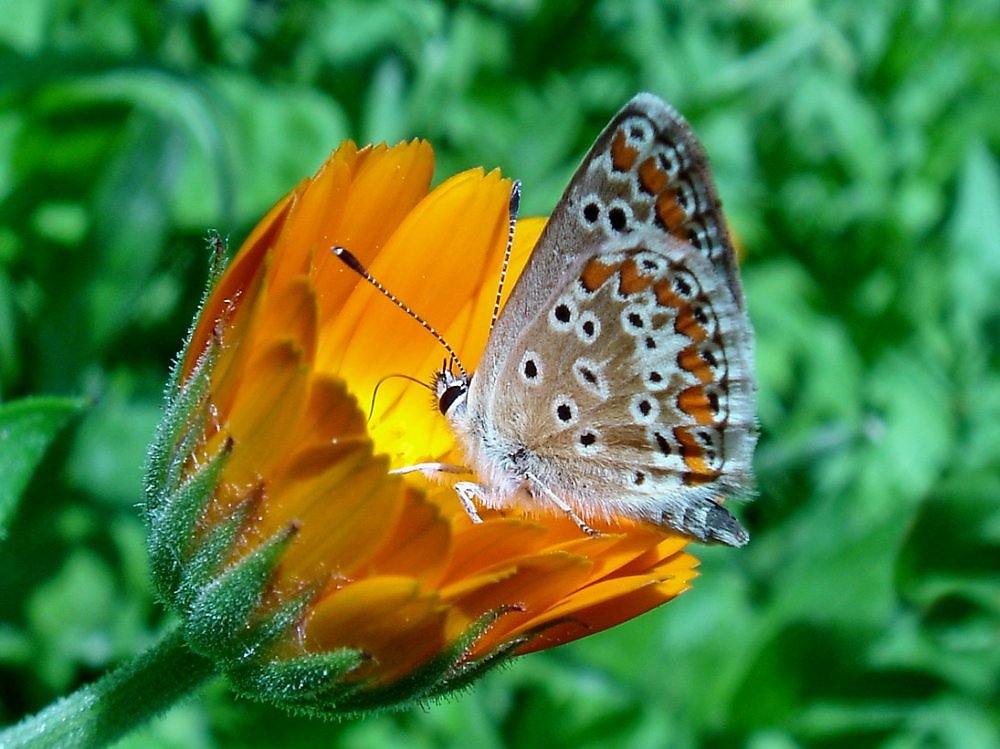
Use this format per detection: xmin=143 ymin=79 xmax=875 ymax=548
xmin=426 ymin=634 xmax=528 ymax=699
xmin=148 ymin=440 xmax=233 ymax=604
xmin=430 ymin=611 xmax=597 ymax=698
xmin=173 ymin=480 xmax=255 ymax=611
xmin=227 ymin=607 xmax=525 ymax=720
xmin=144 ymin=232 xmax=228 ymax=517
xmin=182 ymin=522 xmax=297 ymax=661
xmin=326 ymin=605 xmax=523 ymax=717
xmin=261 ymin=684 xmax=369 ymax=721
xmin=144 ymin=342 xmax=216 ymax=519
xmin=228 ymin=649 xmax=367 ymax=705
xmin=203 ymin=231 xmax=231 ymax=300
xmin=249 ymin=670 xmax=370 ymax=721
xmin=162 ymin=231 xmax=229 ymax=404
xmin=221 ymin=586 xmax=315 ymax=669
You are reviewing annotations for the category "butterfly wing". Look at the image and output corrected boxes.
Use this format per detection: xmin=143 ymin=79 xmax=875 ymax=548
xmin=467 ymin=94 xmax=756 ymax=545
xmin=477 ymin=92 xmax=747 ymax=384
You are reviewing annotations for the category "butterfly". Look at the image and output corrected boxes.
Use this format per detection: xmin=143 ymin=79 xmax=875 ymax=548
xmin=429 ymin=93 xmax=757 ymax=546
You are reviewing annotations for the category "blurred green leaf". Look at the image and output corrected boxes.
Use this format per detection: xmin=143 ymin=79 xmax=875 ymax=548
xmin=1 ymin=0 xmax=999 ymax=745
xmin=65 ymin=373 xmax=161 ymax=507
xmin=949 ymin=143 xmax=1000 ymax=346
xmin=0 ymin=396 xmax=85 ymax=538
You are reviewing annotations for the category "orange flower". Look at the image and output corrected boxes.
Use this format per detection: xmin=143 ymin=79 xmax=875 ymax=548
xmin=152 ymin=140 xmax=697 ymax=711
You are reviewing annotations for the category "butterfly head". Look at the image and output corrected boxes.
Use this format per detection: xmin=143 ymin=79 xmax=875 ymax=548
xmin=433 ymin=366 xmax=470 ymax=419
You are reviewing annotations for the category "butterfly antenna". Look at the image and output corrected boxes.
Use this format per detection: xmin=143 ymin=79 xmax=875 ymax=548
xmin=490 ymin=180 xmax=520 ymax=332
xmin=331 ymin=246 xmax=468 ymax=378
xmin=368 ymin=372 xmax=433 ymax=422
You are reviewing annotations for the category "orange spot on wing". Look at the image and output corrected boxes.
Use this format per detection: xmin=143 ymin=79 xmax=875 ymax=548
xmin=618 ymin=259 xmax=653 ymax=295
xmin=677 ymin=386 xmax=715 ymax=425
xmin=655 ymin=191 xmax=686 ymax=230
xmin=675 ymin=306 xmax=709 ymax=343
xmin=684 ymin=472 xmax=716 ymax=486
xmin=673 ymin=427 xmax=715 ymax=478
xmin=677 ymin=343 xmax=713 ymax=383
xmin=637 ymin=157 xmax=668 ymax=195
xmin=654 ymin=278 xmax=681 ymax=308
xmin=580 ymin=258 xmax=620 ymax=292
xmin=611 ymin=129 xmax=638 ymax=172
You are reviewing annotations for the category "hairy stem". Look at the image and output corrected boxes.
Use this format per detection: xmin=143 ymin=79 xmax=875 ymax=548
xmin=0 ymin=628 xmax=215 ymax=749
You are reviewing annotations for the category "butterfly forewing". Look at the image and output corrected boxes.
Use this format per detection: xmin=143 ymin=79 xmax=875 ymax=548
xmin=556 ymin=96 xmax=736 ymax=271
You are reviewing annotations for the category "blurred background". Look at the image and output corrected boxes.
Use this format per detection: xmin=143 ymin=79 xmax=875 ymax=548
xmin=1 ymin=1 xmax=998 ymax=747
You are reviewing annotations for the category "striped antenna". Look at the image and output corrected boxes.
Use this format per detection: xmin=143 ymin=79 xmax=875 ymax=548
xmin=490 ymin=181 xmax=521 ymax=331
xmin=331 ymin=246 xmax=468 ymax=379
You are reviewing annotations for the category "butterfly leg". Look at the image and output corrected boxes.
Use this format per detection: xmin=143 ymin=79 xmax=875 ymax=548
xmin=389 ymin=462 xmax=467 ymax=478
xmin=392 ymin=463 xmax=485 ymax=522
xmin=526 ymin=472 xmax=600 ymax=537
xmin=453 ymin=481 xmax=485 ymax=523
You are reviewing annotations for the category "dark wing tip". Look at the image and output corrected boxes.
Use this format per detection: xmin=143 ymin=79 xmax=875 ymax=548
xmin=703 ymin=502 xmax=750 ymax=547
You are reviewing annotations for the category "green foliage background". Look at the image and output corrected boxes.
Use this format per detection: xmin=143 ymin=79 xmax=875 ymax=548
xmin=2 ymin=1 xmax=999 ymax=746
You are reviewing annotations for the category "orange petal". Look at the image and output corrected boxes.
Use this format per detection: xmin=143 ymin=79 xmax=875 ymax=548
xmin=264 ymin=447 xmax=403 ymax=586
xmin=442 ymin=519 xmax=552 ymax=584
xmin=270 ymin=143 xmax=360 ymax=289
xmin=304 ymin=576 xmax=447 ymax=684
xmin=355 ymin=488 xmax=453 ymax=589
xmin=184 ymin=186 xmax=295 ymax=377
xmin=297 ymin=374 xmax=368 ymax=447
xmin=512 ymin=553 xmax=699 ymax=654
xmin=443 ymin=552 xmax=595 ymax=648
xmin=224 ymin=340 xmax=309 ymax=484
xmin=250 ymin=276 xmax=318 ymax=365
xmin=311 ymin=141 xmax=436 ymax=329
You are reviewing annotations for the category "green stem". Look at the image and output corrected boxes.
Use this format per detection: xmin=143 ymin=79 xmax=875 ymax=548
xmin=0 ymin=627 xmax=216 ymax=749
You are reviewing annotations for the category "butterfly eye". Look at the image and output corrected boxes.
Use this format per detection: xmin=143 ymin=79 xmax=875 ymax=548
xmin=438 ymin=384 xmax=467 ymax=415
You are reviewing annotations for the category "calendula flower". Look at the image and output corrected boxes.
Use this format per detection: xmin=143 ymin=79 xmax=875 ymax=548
xmin=144 ymin=139 xmax=698 ymax=716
